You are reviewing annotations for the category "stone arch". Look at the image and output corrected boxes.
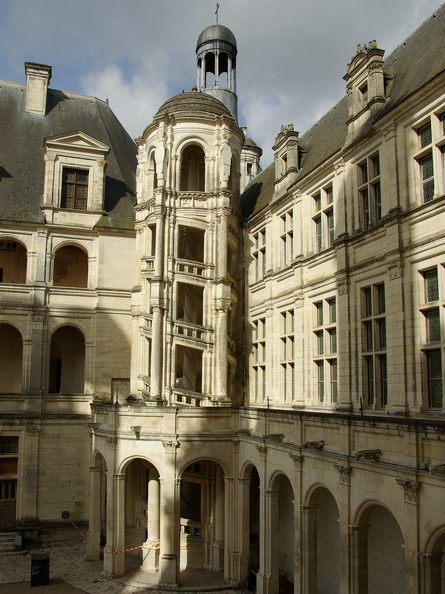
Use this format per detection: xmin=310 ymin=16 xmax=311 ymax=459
xmin=49 ymin=325 xmax=85 ymax=393
xmin=180 ymin=144 xmax=206 ymax=192
xmin=265 ymin=471 xmax=295 ymax=594
xmin=53 ymin=243 xmax=88 ymax=288
xmin=0 ymin=237 xmax=27 ymax=284
xmin=305 ymin=484 xmax=341 ymax=594
xmin=0 ymin=323 xmax=23 ymax=393
xmin=353 ymin=500 xmax=407 ymax=594
xmin=422 ymin=523 xmax=445 ymax=593
xmin=179 ymin=458 xmax=227 ymax=577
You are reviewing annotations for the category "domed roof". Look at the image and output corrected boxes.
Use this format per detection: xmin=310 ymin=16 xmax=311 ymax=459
xmin=196 ymin=24 xmax=237 ymax=51
xmin=156 ymin=91 xmax=233 ymax=119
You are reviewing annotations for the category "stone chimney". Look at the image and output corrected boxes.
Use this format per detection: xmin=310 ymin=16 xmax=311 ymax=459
xmin=25 ymin=62 xmax=52 ymax=116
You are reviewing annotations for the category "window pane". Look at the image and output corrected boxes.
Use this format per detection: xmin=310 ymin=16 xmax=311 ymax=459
xmin=364 ymin=321 xmax=373 ymax=351
xmin=378 ymin=319 xmax=387 ymax=350
xmin=419 ymin=123 xmax=432 ymax=148
xmin=374 ymin=183 xmax=382 ymax=222
xmin=361 ymin=162 xmax=368 ymax=184
xmin=380 ymin=355 xmax=387 ymax=407
xmin=362 ymin=189 xmax=370 ymax=229
xmin=315 ymin=217 xmax=322 ymax=251
xmin=366 ymin=356 xmax=374 ymax=406
xmin=327 ymin=210 xmax=334 ymax=246
xmin=425 ymin=269 xmax=439 ymax=302
xmin=329 ymin=299 xmax=337 ymax=324
xmin=317 ymin=361 xmax=324 ymax=402
xmin=363 ymin=287 xmax=372 ymax=317
xmin=377 ymin=284 xmax=385 ymax=314
xmin=373 ymin=154 xmax=380 ymax=177
xmin=326 ymin=186 xmax=333 ymax=204
xmin=426 ymin=309 xmax=441 ymax=342
xmin=330 ymin=359 xmax=338 ymax=403
xmin=330 ymin=329 xmax=337 ymax=354
xmin=428 ymin=350 xmax=442 ymax=409
xmin=316 ymin=302 xmax=323 ymax=326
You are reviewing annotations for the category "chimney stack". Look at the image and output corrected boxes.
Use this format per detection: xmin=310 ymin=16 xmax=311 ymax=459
xmin=25 ymin=62 xmax=52 ymax=116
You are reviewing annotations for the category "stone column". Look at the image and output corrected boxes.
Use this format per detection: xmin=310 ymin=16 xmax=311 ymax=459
xmin=235 ymin=476 xmax=251 ymax=585
xmin=158 ymin=441 xmax=180 ymax=588
xmin=211 ymin=466 xmax=225 ymax=572
xmin=213 ymin=305 xmax=229 ymax=404
xmin=257 ymin=489 xmax=279 ymax=594
xmin=85 ymin=466 xmax=101 ymax=561
xmin=141 ymin=468 xmax=160 ymax=571
xmin=103 ymin=472 xmax=126 ymax=578
xmin=150 ymin=305 xmax=164 ymax=401
xmin=301 ymin=504 xmax=318 ymax=594
xmin=348 ymin=524 xmax=369 ymax=594
xmin=419 ymin=552 xmax=443 ymax=594
xmin=18 ymin=425 xmax=41 ymax=531
xmin=24 ymin=312 xmax=45 ymax=413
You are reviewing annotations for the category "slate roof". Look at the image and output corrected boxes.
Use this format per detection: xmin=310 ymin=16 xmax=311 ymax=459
xmin=0 ymin=82 xmax=137 ymax=229
xmin=196 ymin=24 xmax=237 ymax=51
xmin=241 ymin=3 xmax=445 ymax=221
xmin=155 ymin=91 xmax=234 ymax=120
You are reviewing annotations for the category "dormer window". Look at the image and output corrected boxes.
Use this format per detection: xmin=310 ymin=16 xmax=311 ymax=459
xmin=359 ymin=82 xmax=368 ymax=105
xmin=42 ymin=131 xmax=109 ymax=214
xmin=61 ymin=169 xmax=89 ymax=210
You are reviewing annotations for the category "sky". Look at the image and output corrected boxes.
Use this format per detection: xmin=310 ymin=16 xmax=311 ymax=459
xmin=0 ymin=0 xmax=442 ymax=165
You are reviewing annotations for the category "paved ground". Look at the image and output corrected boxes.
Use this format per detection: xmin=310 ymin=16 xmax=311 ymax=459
xmin=0 ymin=544 xmax=243 ymax=594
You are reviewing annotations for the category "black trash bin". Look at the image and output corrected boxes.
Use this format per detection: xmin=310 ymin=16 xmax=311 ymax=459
xmin=30 ymin=552 xmax=50 ymax=587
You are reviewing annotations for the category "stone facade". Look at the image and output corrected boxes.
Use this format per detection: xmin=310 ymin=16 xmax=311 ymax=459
xmin=1 ymin=8 xmax=445 ymax=594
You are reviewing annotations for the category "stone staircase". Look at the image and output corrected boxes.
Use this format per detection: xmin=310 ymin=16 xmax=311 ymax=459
xmin=0 ymin=532 xmax=20 ymax=552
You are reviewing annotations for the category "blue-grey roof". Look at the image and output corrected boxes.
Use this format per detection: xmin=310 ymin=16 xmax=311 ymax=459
xmin=241 ymin=3 xmax=445 ymax=220
xmin=0 ymin=82 xmax=137 ymax=229
xmin=196 ymin=24 xmax=237 ymax=51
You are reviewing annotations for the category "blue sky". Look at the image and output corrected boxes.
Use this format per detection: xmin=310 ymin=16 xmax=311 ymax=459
xmin=0 ymin=0 xmax=442 ymax=164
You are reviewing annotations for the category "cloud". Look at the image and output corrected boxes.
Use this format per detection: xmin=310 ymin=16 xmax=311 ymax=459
xmin=1 ymin=0 xmax=442 ymax=167
xmin=80 ymin=54 xmax=171 ymax=139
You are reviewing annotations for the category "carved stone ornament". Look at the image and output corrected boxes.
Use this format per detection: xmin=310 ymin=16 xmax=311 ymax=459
xmin=429 ymin=463 xmax=445 ymax=475
xmin=301 ymin=440 xmax=324 ymax=451
xmin=263 ymin=433 xmax=284 ymax=442
xmin=105 ymin=437 xmax=118 ymax=449
xmin=162 ymin=440 xmax=180 ymax=453
xmin=354 ymin=448 xmax=381 ymax=461
xmin=26 ymin=425 xmax=41 ymax=435
xmin=289 ymin=453 xmax=304 ymax=471
xmin=235 ymin=428 xmax=253 ymax=437
xmin=255 ymin=445 xmax=267 ymax=460
xmin=334 ymin=464 xmax=352 ymax=485
xmin=395 ymin=479 xmax=420 ymax=503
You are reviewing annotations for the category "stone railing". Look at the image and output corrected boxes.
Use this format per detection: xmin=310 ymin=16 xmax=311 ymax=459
xmin=172 ymin=388 xmax=204 ymax=407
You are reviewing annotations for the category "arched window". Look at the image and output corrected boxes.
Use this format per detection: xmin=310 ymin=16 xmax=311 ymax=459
xmin=53 ymin=245 xmax=88 ymax=288
xmin=0 ymin=324 xmax=23 ymax=393
xmin=49 ymin=326 xmax=85 ymax=393
xmin=0 ymin=239 xmax=27 ymax=284
xmin=180 ymin=145 xmax=205 ymax=192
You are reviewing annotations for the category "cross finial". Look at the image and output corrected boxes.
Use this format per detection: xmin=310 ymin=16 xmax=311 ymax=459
xmin=215 ymin=3 xmax=220 ymax=24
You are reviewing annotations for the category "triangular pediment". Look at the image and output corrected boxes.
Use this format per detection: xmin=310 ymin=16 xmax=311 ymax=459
xmin=45 ymin=131 xmax=110 ymax=155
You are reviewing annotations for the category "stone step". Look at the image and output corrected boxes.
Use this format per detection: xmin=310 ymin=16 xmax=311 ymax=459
xmin=0 ymin=532 xmax=19 ymax=552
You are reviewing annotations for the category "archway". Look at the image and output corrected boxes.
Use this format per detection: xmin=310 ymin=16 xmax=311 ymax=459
xmin=355 ymin=503 xmax=406 ymax=593
xmin=53 ymin=245 xmax=88 ymax=288
xmin=49 ymin=326 xmax=85 ymax=393
xmin=124 ymin=458 xmax=160 ymax=573
xmin=180 ymin=145 xmax=205 ymax=192
xmin=0 ymin=324 xmax=23 ymax=393
xmin=0 ymin=238 xmax=27 ymax=283
xmin=262 ymin=473 xmax=294 ymax=594
xmin=306 ymin=486 xmax=340 ymax=594
xmin=179 ymin=460 xmax=226 ymax=577
xmin=424 ymin=527 xmax=445 ymax=593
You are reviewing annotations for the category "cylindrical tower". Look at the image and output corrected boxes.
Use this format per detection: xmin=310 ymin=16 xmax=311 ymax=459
xmin=196 ymin=24 xmax=238 ymax=122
